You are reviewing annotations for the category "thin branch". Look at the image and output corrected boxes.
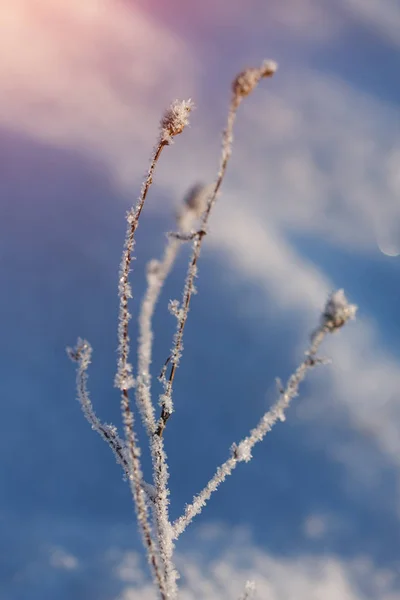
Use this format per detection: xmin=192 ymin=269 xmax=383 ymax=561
xmin=114 ymin=101 xmax=194 ymax=599
xmin=136 ymin=183 xmax=213 ymax=436
xmin=135 ymin=185 xmax=208 ymax=597
xmin=156 ymin=60 xmax=278 ymax=438
xmin=68 ymin=342 xmax=163 ymax=586
xmin=67 ymin=339 xmax=129 ymax=471
xmin=115 ymin=139 xmax=168 ymax=394
xmin=69 ymin=339 xmax=163 ymax=593
xmin=114 ymin=136 xmax=170 ymax=597
xmin=67 ymin=340 xmax=160 ymax=512
xmin=151 ymin=435 xmax=178 ymax=596
xmin=135 ymin=238 xmax=181 ymax=596
xmin=136 ymin=238 xmax=181 ymax=436
xmin=172 ymin=290 xmax=357 ymax=539
xmin=136 ymin=237 xmax=184 ymax=597
xmin=115 ymin=99 xmax=194 ymax=398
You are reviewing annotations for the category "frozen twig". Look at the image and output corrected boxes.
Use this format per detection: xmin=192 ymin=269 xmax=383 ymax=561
xmin=115 ymin=99 xmax=194 ymax=399
xmin=67 ymin=340 xmax=159 ymax=510
xmin=156 ymin=60 xmax=278 ymax=438
xmin=172 ymin=290 xmax=357 ymax=539
xmin=136 ymin=243 xmax=180 ymax=437
xmin=137 ymin=184 xmax=211 ymax=436
xmin=113 ymin=100 xmax=193 ymax=599
xmin=67 ymin=339 xmax=129 ymax=474
xmin=114 ymin=138 xmax=168 ymax=598
xmin=68 ymin=341 xmax=163 ymax=592
xmin=136 ymin=185 xmax=210 ymax=595
xmin=150 ymin=435 xmax=177 ymax=596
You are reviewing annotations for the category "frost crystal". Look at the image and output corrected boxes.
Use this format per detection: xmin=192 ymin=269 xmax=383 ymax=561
xmin=168 ymin=299 xmax=180 ymax=317
xmin=322 ymin=289 xmax=357 ymax=331
xmin=160 ymin=99 xmax=194 ymax=143
xmin=232 ymin=440 xmax=252 ymax=463
xmin=159 ymin=393 xmax=174 ymax=415
xmin=114 ymin=373 xmax=135 ymax=390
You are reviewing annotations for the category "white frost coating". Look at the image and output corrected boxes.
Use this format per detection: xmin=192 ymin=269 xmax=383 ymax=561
xmin=69 ymin=338 xmax=164 ymax=593
xmin=150 ymin=434 xmax=178 ymax=597
xmin=136 ymin=239 xmax=181 ymax=435
xmin=135 ymin=188 xmax=209 ymax=600
xmin=114 ymin=134 xmax=175 ymax=597
xmin=135 ymin=182 xmax=210 ymax=597
xmin=67 ymin=339 xmax=130 ymax=473
xmin=158 ymin=62 xmax=279 ymax=428
xmin=136 ymin=183 xmax=205 ymax=438
xmin=172 ymin=291 xmax=357 ymax=539
xmin=158 ymin=394 xmax=174 ymax=415
xmin=232 ymin=440 xmax=252 ymax=463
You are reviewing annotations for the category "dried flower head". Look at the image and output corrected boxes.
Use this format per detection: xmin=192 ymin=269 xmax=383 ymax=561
xmin=67 ymin=337 xmax=92 ymax=365
xmin=176 ymin=183 xmax=213 ymax=231
xmin=232 ymin=59 xmax=277 ymax=98
xmin=183 ymin=183 xmax=208 ymax=214
xmin=322 ymin=289 xmax=357 ymax=331
xmin=160 ymin=99 xmax=194 ymax=143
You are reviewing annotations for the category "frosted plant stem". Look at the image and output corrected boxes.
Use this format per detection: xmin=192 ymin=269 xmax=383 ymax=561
xmin=156 ymin=99 xmax=239 ymax=438
xmin=67 ymin=339 xmax=129 ymax=474
xmin=171 ymin=325 xmax=330 ymax=539
xmin=136 ymin=185 xmax=211 ymax=437
xmin=117 ymin=99 xmax=194 ymax=435
xmin=115 ymin=139 xmax=170 ymax=598
xmin=123 ymin=392 xmax=168 ymax=599
xmin=116 ymin=101 xmax=194 ymax=598
xmin=136 ymin=238 xmax=181 ymax=436
xmin=68 ymin=339 xmax=165 ymax=594
xmin=171 ymin=285 xmax=358 ymax=540
xmin=138 ymin=194 xmax=212 ymax=595
xmin=157 ymin=61 xmax=277 ymax=438
xmin=67 ymin=341 xmax=159 ymax=508
xmin=136 ymin=239 xmax=181 ymax=596
xmin=115 ymin=139 xmax=168 ymax=395
xmin=151 ymin=434 xmax=178 ymax=597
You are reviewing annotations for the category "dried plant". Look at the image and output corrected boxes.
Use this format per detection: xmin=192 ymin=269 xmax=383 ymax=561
xmin=68 ymin=60 xmax=357 ymax=599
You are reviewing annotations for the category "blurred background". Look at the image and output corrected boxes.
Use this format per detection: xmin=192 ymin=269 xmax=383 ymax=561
xmin=1 ymin=1 xmax=400 ymax=598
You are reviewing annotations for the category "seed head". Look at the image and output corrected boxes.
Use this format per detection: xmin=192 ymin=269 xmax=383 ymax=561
xmin=232 ymin=60 xmax=277 ymax=98
xmin=176 ymin=183 xmax=213 ymax=232
xmin=160 ymin=99 xmax=194 ymax=143
xmin=322 ymin=289 xmax=357 ymax=331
